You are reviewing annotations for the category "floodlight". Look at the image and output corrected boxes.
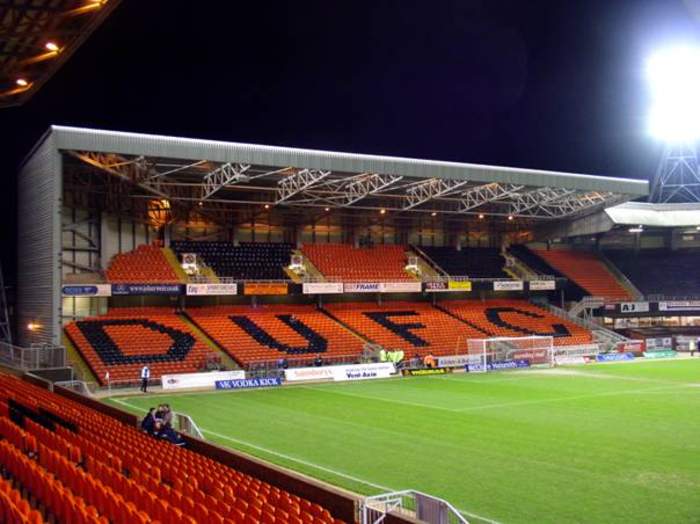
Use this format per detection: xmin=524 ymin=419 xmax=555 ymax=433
xmin=647 ymin=45 xmax=700 ymax=142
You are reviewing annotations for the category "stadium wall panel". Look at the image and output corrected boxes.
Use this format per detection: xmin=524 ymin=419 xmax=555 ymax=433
xmin=17 ymin=134 xmax=62 ymax=346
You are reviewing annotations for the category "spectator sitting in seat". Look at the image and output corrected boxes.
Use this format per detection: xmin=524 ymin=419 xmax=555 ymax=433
xmin=314 ymin=354 xmax=324 ymax=367
xmin=154 ymin=404 xmax=165 ymax=422
xmin=154 ymin=421 xmax=186 ymax=447
xmin=140 ymin=407 xmax=156 ymax=435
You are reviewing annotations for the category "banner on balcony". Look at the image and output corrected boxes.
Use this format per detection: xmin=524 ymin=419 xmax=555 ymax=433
xmin=528 ymin=280 xmax=556 ymax=291
xmin=62 ymin=284 xmax=112 ymax=297
xmin=302 ymin=282 xmax=344 ymax=295
xmin=344 ymin=282 xmax=382 ymax=293
xmin=243 ymin=282 xmax=288 ymax=295
xmin=447 ymin=280 xmax=472 ymax=291
xmin=381 ymin=282 xmax=422 ymax=293
xmin=111 ymin=284 xmax=184 ymax=296
xmin=186 ymin=283 xmax=238 ymax=296
xmin=493 ymin=280 xmax=524 ymax=291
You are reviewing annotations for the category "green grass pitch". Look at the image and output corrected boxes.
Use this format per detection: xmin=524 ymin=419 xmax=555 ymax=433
xmin=105 ymin=359 xmax=700 ymax=524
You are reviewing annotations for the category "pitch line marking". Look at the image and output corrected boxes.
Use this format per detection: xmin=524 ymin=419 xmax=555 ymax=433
xmin=111 ymin=398 xmax=502 ymax=524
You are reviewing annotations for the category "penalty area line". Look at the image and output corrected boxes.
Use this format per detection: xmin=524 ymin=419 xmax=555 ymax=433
xmin=111 ymin=398 xmax=502 ymax=524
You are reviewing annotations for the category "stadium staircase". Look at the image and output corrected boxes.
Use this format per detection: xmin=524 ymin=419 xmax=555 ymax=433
xmin=296 ymin=250 xmax=326 ymax=282
xmin=596 ymin=251 xmax=643 ymax=300
xmin=62 ymin=334 xmax=98 ymax=384
xmin=405 ymin=248 xmax=440 ymax=279
xmin=538 ymin=301 xmax=628 ymax=351
xmin=162 ymin=247 xmax=190 ymax=283
xmin=409 ymin=245 xmax=449 ymax=277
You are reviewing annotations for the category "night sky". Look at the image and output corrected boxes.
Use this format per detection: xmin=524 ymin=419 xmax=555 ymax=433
xmin=2 ymin=0 xmax=700 ymax=282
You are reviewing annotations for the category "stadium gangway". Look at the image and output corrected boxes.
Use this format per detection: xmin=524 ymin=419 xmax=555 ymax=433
xmin=362 ymin=490 xmax=469 ymax=524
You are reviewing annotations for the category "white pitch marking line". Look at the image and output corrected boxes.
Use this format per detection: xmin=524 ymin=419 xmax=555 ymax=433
xmin=112 ymin=398 xmax=502 ymax=524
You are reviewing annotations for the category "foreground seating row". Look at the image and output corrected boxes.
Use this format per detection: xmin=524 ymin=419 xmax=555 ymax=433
xmin=0 ymin=373 xmax=342 ymax=524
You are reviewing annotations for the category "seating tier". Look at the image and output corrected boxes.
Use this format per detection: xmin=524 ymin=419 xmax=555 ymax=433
xmin=64 ymin=308 xmax=212 ymax=385
xmin=533 ymin=249 xmax=631 ymax=300
xmin=301 ymin=244 xmax=412 ymax=282
xmin=106 ymin=245 xmax=181 ymax=284
xmin=187 ymin=305 xmax=364 ymax=367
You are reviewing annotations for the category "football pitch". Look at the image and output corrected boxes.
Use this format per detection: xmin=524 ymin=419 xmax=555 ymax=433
xmin=105 ymin=359 xmax=700 ymax=524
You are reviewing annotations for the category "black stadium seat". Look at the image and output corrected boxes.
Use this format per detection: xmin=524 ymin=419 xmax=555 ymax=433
xmin=171 ymin=241 xmax=293 ymax=280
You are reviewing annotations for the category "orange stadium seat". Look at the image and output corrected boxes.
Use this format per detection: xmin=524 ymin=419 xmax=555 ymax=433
xmin=533 ymin=249 xmax=631 ymax=300
xmin=187 ymin=305 xmax=365 ymax=367
xmin=106 ymin=244 xmax=181 ymax=284
xmin=64 ymin=308 xmax=212 ymax=385
xmin=0 ymin=372 xmax=342 ymax=524
xmin=302 ymin=244 xmax=413 ymax=282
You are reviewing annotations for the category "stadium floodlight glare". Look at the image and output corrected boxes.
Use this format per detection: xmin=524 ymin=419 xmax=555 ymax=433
xmin=647 ymin=45 xmax=700 ymax=142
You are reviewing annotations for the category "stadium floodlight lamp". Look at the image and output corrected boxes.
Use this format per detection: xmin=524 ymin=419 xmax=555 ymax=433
xmin=647 ymin=45 xmax=700 ymax=142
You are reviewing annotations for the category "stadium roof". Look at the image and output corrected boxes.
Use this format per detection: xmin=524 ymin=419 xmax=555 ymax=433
xmin=40 ymin=125 xmax=648 ymax=224
xmin=605 ymin=202 xmax=700 ymax=227
xmin=0 ymin=0 xmax=120 ymax=108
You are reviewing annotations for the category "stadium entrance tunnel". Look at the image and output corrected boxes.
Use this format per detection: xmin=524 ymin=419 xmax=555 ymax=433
xmin=484 ymin=307 xmax=571 ymax=338
xmin=230 ymin=314 xmax=328 ymax=355
xmin=75 ymin=319 xmax=195 ymax=365
xmin=363 ymin=311 xmax=429 ymax=347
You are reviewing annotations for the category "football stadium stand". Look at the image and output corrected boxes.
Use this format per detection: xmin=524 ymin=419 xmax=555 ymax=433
xmin=322 ymin=301 xmax=485 ymax=355
xmin=605 ymin=249 xmax=700 ymax=297
xmin=106 ymin=245 xmax=182 ymax=284
xmin=418 ymin=246 xmax=508 ymax=278
xmin=437 ymin=299 xmax=593 ymax=346
xmin=171 ymin=241 xmax=293 ymax=280
xmin=186 ymin=305 xmax=365 ymax=367
xmin=0 ymin=372 xmax=342 ymax=524
xmin=64 ymin=308 xmax=212 ymax=385
xmin=301 ymin=244 xmax=412 ymax=281
xmin=532 ymin=249 xmax=632 ymax=300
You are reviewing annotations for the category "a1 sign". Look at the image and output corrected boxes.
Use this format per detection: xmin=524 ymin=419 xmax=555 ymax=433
xmin=619 ymin=302 xmax=649 ymax=314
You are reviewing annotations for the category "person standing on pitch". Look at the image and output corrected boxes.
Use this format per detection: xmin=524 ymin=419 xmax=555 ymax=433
xmin=140 ymin=364 xmax=150 ymax=393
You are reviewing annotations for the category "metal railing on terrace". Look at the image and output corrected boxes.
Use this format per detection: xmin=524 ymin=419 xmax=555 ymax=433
xmin=0 ymin=341 xmax=66 ymax=370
